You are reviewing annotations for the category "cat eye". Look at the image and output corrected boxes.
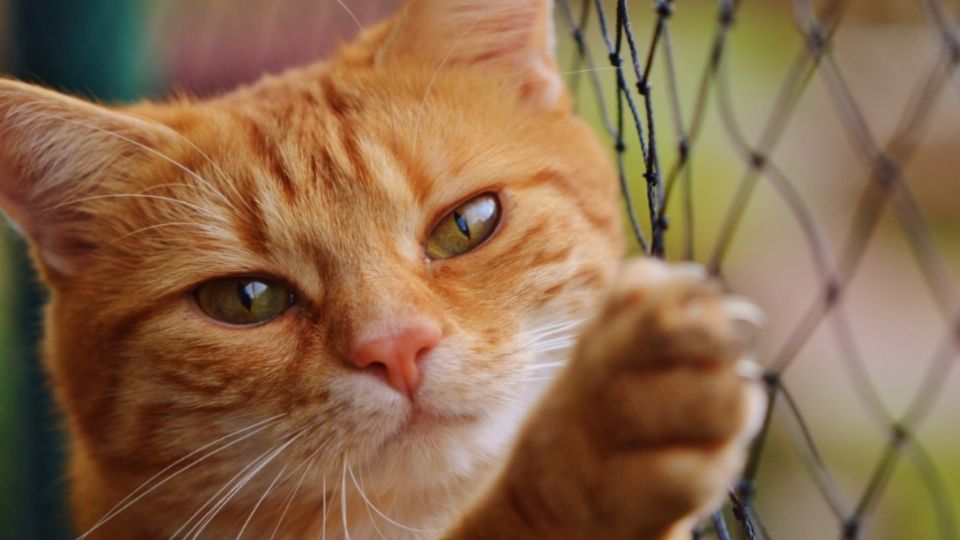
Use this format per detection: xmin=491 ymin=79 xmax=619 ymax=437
xmin=194 ymin=277 xmax=295 ymax=326
xmin=426 ymin=193 xmax=501 ymax=259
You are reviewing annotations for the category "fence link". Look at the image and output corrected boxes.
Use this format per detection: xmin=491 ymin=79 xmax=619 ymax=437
xmin=556 ymin=0 xmax=960 ymax=538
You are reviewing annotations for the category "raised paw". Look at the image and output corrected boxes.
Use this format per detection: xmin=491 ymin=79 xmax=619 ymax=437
xmin=579 ymin=259 xmax=764 ymax=442
xmin=444 ymin=258 xmax=767 ymax=540
xmin=564 ymin=258 xmax=768 ymax=537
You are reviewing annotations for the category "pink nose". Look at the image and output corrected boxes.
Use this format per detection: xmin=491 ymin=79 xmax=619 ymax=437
xmin=350 ymin=324 xmax=441 ymax=398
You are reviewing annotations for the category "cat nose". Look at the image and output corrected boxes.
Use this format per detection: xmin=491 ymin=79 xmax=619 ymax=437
xmin=350 ymin=323 xmax=441 ymax=399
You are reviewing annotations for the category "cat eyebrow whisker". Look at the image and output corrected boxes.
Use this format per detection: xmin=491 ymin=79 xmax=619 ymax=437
xmin=411 ymin=12 xmax=486 ymax=155
xmin=30 ymin=111 xmax=239 ymax=212
xmin=471 ymin=68 xmax=617 ymax=112
xmin=51 ymin=193 xmax=229 ymax=225
xmin=559 ymin=66 xmax=618 ymax=77
xmin=128 ymin=114 xmax=247 ymax=206
xmin=108 ymin=222 xmax=214 ymax=245
xmin=127 ymin=181 xmax=240 ymax=212
xmin=333 ymin=0 xmax=363 ymax=32
xmin=76 ymin=414 xmax=285 ymax=540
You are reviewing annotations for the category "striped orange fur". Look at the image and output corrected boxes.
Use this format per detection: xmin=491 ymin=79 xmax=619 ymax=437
xmin=0 ymin=1 xmax=764 ymax=538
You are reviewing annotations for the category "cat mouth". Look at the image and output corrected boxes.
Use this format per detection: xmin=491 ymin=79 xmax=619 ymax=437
xmin=407 ymin=407 xmax=476 ymax=431
xmin=380 ymin=407 xmax=478 ymax=447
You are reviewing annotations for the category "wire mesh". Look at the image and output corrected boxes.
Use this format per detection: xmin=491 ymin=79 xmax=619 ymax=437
xmin=556 ymin=0 xmax=960 ymax=538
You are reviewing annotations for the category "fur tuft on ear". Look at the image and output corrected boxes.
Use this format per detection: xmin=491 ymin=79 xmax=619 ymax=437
xmin=378 ymin=0 xmax=563 ymax=109
xmin=0 ymin=79 xmax=172 ymax=275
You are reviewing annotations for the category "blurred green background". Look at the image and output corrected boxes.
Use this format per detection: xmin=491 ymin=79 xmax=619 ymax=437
xmin=0 ymin=1 xmax=957 ymax=538
xmin=2 ymin=2 xmax=152 ymax=538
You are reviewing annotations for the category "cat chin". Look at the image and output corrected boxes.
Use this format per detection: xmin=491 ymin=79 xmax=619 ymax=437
xmin=356 ymin=398 xmax=528 ymax=496
xmin=319 ymin=344 xmax=548 ymax=497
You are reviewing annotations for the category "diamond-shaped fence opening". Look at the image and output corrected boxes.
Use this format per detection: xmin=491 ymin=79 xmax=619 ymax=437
xmin=557 ymin=0 xmax=960 ymax=537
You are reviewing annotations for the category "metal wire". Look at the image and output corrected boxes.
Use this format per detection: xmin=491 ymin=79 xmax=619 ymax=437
xmin=556 ymin=0 xmax=960 ymax=538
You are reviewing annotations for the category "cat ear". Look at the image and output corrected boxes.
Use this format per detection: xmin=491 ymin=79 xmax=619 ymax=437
xmin=0 ymin=79 xmax=170 ymax=276
xmin=379 ymin=0 xmax=563 ymax=109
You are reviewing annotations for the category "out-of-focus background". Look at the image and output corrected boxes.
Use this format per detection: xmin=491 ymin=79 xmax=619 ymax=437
xmin=0 ymin=1 xmax=957 ymax=539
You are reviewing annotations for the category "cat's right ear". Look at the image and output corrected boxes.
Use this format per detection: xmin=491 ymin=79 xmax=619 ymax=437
xmin=0 ymin=78 xmax=171 ymax=276
xmin=378 ymin=0 xmax=564 ymax=110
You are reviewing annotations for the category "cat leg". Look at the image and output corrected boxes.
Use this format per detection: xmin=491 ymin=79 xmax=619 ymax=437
xmin=443 ymin=258 xmax=766 ymax=540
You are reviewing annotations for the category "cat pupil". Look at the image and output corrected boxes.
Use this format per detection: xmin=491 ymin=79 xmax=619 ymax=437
xmin=454 ymin=211 xmax=471 ymax=239
xmin=237 ymin=281 xmax=266 ymax=311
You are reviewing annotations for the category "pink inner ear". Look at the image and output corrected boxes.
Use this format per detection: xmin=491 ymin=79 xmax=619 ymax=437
xmin=0 ymin=80 xmax=179 ymax=277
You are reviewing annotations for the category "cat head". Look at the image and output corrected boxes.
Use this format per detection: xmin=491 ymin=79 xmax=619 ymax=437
xmin=0 ymin=0 xmax=622 ymax=531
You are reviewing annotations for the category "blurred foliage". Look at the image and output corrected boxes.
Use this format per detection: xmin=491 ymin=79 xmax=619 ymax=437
xmin=2 ymin=1 xmax=151 ymax=538
xmin=566 ymin=1 xmax=959 ymax=537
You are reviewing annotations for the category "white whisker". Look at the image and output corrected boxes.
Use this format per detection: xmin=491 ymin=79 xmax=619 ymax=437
xmin=516 ymin=318 xmax=580 ymax=339
xmin=320 ymin=474 xmax=328 ymax=540
xmin=173 ymin=446 xmax=279 ymax=539
xmin=265 ymin=437 xmax=335 ymax=540
xmin=134 ymin=117 xmax=246 ymax=206
xmin=77 ymin=414 xmax=284 ymax=540
xmin=267 ymin=454 xmax=312 ymax=540
xmin=348 ymin=463 xmax=432 ymax=535
xmin=32 ymin=112 xmax=237 ymax=211
xmin=484 ymin=393 xmax=536 ymax=411
xmin=522 ymin=376 xmax=558 ymax=383
xmin=522 ymin=361 xmax=569 ymax=371
xmin=349 ymin=462 xmax=387 ymax=540
xmin=515 ymin=318 xmax=589 ymax=348
xmin=559 ymin=66 xmax=618 ymax=76
xmin=341 ymin=458 xmax=351 ymax=540
xmin=109 ymin=222 xmax=212 ymax=244
xmin=411 ymin=13 xmax=485 ymax=154
xmin=528 ymin=343 xmax=576 ymax=355
xmin=235 ymin=461 xmax=289 ymax=539
xmin=52 ymin=193 xmax=227 ymax=224
xmin=529 ymin=336 xmax=577 ymax=349
xmin=334 ymin=0 xmax=362 ymax=32
xmin=185 ymin=428 xmax=309 ymax=539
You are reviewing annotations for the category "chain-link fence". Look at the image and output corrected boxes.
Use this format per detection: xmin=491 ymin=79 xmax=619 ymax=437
xmin=557 ymin=0 xmax=960 ymax=537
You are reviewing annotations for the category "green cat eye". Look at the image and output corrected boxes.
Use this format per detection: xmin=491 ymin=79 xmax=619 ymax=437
xmin=194 ymin=277 xmax=295 ymax=326
xmin=426 ymin=194 xmax=501 ymax=259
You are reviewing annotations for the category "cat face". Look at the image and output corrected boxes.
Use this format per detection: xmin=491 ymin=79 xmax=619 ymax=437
xmin=1 ymin=0 xmax=622 ymax=532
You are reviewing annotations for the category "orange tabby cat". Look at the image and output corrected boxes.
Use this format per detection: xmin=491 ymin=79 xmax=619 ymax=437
xmin=0 ymin=0 xmax=765 ymax=538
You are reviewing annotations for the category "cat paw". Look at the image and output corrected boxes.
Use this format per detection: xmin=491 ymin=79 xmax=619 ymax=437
xmin=566 ymin=258 xmax=767 ymax=534
xmin=442 ymin=259 xmax=767 ymax=540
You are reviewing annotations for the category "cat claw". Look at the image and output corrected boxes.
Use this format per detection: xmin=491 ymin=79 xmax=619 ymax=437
xmin=722 ymin=296 xmax=766 ymax=329
xmin=672 ymin=261 xmax=709 ymax=279
xmin=734 ymin=358 xmax=764 ymax=382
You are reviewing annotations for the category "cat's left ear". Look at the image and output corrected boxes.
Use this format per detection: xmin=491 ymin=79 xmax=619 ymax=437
xmin=378 ymin=0 xmax=563 ymax=110
xmin=0 ymin=79 xmax=172 ymax=276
